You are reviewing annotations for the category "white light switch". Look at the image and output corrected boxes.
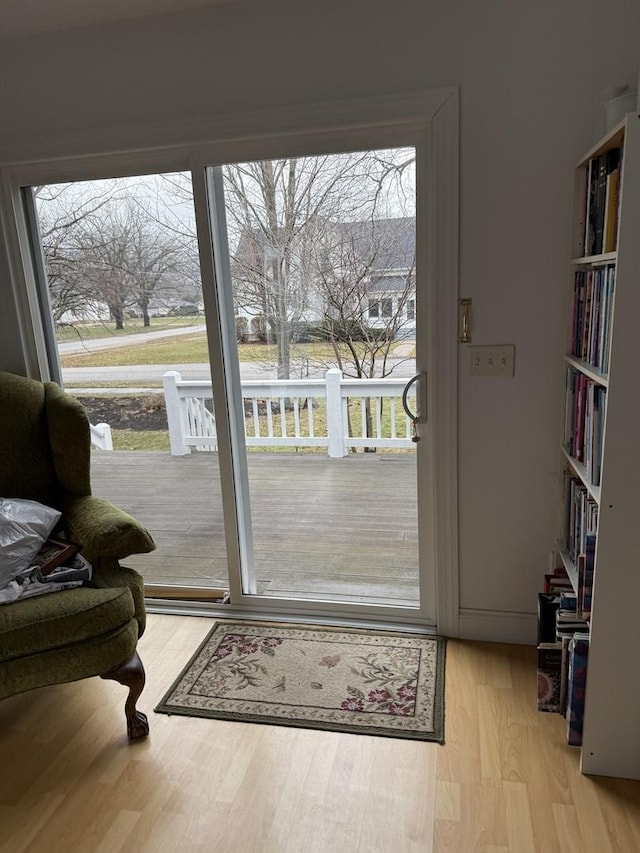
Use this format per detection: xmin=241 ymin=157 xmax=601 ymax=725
xmin=469 ymin=345 xmax=515 ymax=377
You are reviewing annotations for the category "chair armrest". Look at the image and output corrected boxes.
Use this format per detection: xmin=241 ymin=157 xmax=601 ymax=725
xmin=62 ymin=494 xmax=155 ymax=561
xmin=90 ymin=558 xmax=147 ymax=637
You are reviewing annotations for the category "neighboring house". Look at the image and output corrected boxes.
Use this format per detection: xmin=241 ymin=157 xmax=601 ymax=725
xmin=334 ymin=217 xmax=416 ymax=339
xmin=231 ymin=215 xmax=416 ymax=340
xmin=58 ymin=299 xmax=111 ymax=324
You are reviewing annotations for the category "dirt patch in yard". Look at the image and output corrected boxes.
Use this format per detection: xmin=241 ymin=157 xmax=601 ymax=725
xmin=75 ymin=395 xmax=168 ymax=431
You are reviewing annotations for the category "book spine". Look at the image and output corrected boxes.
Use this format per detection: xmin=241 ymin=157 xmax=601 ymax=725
xmin=566 ymin=635 xmax=590 ymax=746
xmin=537 ymin=644 xmax=563 ymax=713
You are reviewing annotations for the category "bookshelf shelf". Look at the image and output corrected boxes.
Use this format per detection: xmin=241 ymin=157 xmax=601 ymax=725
xmin=551 ymin=113 xmax=640 ymax=780
xmin=570 ymin=252 xmax=617 ymax=266
xmin=562 ymin=448 xmax=601 ymax=504
xmin=557 ymin=543 xmax=579 ymax=596
xmin=564 ymin=356 xmax=608 ymax=388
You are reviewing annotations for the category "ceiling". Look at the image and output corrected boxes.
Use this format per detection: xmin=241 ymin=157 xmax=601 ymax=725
xmin=0 ymin=0 xmax=236 ymax=42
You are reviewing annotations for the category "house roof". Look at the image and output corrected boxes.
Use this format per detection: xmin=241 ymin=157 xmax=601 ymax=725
xmin=333 ymin=217 xmax=415 ymax=274
xmin=233 ymin=215 xmax=416 ymax=278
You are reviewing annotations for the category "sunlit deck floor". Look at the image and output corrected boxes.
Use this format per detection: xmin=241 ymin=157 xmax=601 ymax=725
xmin=91 ymin=450 xmax=419 ymax=607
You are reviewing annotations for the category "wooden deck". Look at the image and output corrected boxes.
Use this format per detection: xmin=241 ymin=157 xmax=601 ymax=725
xmin=91 ymin=450 xmax=419 ymax=606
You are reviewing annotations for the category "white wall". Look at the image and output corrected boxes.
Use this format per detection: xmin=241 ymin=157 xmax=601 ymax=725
xmin=0 ymin=0 xmax=638 ymax=636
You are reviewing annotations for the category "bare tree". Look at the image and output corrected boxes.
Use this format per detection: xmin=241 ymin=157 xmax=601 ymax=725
xmin=35 ymin=180 xmax=191 ymax=331
xmin=34 ymin=183 xmax=117 ymax=325
xmin=225 ymin=154 xmax=376 ymax=378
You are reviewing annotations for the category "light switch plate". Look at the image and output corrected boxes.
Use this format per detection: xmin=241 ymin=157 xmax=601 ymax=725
xmin=469 ymin=345 xmax=515 ymax=377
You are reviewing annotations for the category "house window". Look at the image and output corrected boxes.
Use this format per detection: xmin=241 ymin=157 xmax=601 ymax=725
xmin=406 ymin=299 xmax=415 ymax=320
xmin=368 ymin=299 xmax=379 ymax=318
xmin=381 ymin=298 xmax=393 ymax=318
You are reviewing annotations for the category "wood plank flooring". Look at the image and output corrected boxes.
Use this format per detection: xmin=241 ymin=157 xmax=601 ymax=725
xmin=1 ymin=615 xmax=639 ymax=852
xmin=91 ymin=451 xmax=419 ymax=605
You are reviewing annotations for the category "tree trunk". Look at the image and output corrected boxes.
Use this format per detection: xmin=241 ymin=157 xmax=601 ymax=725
xmin=277 ymin=318 xmax=290 ymax=379
xmin=273 ymin=256 xmax=290 ymax=379
xmin=110 ymin=297 xmax=125 ymax=330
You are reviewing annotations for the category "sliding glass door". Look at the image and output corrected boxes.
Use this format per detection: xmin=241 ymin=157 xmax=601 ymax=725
xmin=193 ymin=143 xmax=435 ymax=621
xmin=13 ymin=100 xmax=454 ymax=628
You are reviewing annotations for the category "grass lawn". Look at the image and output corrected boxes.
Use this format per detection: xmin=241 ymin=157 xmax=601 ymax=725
xmin=56 ymin=316 xmax=204 ymax=343
xmin=60 ymin=336 xmax=398 ymax=368
xmin=109 ymin=430 xmax=171 ymax=451
xmin=66 ymin=381 xmax=164 ymax=390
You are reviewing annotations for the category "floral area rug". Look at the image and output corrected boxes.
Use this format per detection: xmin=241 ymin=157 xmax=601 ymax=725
xmin=155 ymin=621 xmax=446 ymax=742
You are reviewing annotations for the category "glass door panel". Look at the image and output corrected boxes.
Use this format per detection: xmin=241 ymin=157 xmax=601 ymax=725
xmin=204 ymin=147 xmax=426 ymax=611
xmin=28 ymin=173 xmax=229 ymax=598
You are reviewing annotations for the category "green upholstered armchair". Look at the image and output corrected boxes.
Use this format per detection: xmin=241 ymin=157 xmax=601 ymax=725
xmin=0 ymin=370 xmax=155 ymax=739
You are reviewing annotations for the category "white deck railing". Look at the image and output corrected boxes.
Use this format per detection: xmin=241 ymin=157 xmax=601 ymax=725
xmin=163 ymin=369 xmax=416 ymax=458
xmin=90 ymin=422 xmax=113 ymax=451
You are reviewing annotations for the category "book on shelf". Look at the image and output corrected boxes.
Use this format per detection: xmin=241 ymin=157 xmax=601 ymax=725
xmin=570 ymin=264 xmax=615 ymax=373
xmin=563 ymin=372 xmax=606 ymax=488
xmin=537 ymin=643 xmax=563 ymax=713
xmin=544 ymin=570 xmax=573 ymax=594
xmin=584 ymin=147 xmax=622 ymax=256
xmin=566 ymin=632 xmax=590 ymax=746
xmin=543 ymin=566 xmax=573 ymax=594
xmin=564 ymin=475 xmax=598 ymax=563
xmin=559 ymin=635 xmax=572 ymax=715
xmin=578 ymin=535 xmax=595 ymax=620
xmin=559 ymin=591 xmax=578 ymax=612
xmin=603 ymin=166 xmax=620 ymax=253
xmin=555 ymin=612 xmax=589 ymax=639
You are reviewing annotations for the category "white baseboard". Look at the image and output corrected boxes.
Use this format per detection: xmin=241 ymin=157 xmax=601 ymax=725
xmin=458 ymin=608 xmax=536 ymax=645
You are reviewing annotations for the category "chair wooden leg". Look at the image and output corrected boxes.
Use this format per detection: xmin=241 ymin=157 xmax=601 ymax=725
xmin=101 ymin=649 xmax=149 ymax=740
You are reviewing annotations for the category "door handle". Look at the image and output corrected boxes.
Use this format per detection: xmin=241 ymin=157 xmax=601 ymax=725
xmin=402 ymin=372 xmax=427 ymax=424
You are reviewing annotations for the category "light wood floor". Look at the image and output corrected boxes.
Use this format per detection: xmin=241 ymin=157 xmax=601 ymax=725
xmin=1 ymin=615 xmax=639 ymax=853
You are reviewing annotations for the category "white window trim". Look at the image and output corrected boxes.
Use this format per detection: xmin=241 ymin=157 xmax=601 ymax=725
xmin=0 ymin=88 xmax=460 ymax=636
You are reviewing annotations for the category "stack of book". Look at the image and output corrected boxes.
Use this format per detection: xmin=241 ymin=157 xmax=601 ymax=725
xmin=570 ymin=265 xmax=615 ymax=373
xmin=584 ymin=147 xmax=622 ymax=256
xmin=536 ymin=565 xmax=591 ymax=746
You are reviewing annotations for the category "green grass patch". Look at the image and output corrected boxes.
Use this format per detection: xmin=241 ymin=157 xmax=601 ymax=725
xmin=61 ymin=336 xmax=401 ymax=369
xmin=56 ymin=316 xmax=204 ymax=342
xmin=109 ymin=430 xmax=171 ymax=451
xmin=65 ymin=381 xmax=164 ymax=390
xmin=61 ymin=333 xmax=209 ymax=366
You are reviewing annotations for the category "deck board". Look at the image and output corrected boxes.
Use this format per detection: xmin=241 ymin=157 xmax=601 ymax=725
xmin=90 ymin=450 xmax=419 ymax=605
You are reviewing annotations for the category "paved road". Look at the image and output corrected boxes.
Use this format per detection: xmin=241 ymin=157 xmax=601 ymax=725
xmin=62 ymin=357 xmax=416 ymax=385
xmin=57 ymin=324 xmax=206 ymax=355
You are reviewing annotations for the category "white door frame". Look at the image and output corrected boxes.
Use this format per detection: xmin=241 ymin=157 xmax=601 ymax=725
xmin=0 ymin=88 xmax=459 ymax=635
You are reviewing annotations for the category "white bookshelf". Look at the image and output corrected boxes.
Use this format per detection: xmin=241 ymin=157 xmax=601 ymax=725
xmin=564 ymin=355 xmax=608 ymax=388
xmin=562 ymin=448 xmax=602 ymax=505
xmin=558 ymin=113 xmax=640 ymax=779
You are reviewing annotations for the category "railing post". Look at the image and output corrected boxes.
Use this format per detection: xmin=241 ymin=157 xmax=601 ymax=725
xmin=325 ymin=368 xmax=346 ymax=458
xmin=163 ymin=370 xmax=190 ymax=456
xmin=89 ymin=423 xmax=113 ymax=451
xmin=96 ymin=423 xmax=113 ymax=451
